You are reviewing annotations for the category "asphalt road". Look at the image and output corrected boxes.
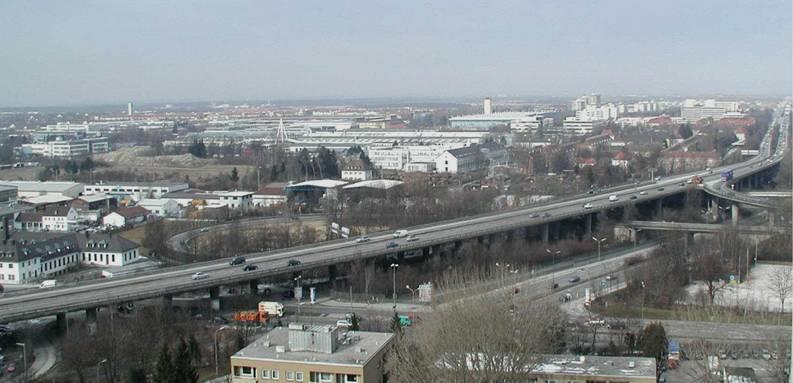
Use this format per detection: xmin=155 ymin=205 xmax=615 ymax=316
xmin=0 ymin=109 xmax=786 ymax=323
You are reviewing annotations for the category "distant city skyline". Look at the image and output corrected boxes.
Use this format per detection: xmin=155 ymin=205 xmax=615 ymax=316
xmin=0 ymin=0 xmax=790 ymax=108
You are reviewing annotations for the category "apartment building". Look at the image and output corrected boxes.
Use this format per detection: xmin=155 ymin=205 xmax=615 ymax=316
xmin=84 ymin=181 xmax=189 ymax=201
xmin=22 ymin=137 xmax=109 ymax=158
xmin=230 ymin=324 xmax=393 ymax=383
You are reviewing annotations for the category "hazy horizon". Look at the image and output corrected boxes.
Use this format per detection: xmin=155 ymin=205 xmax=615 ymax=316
xmin=1 ymin=0 xmax=791 ymax=108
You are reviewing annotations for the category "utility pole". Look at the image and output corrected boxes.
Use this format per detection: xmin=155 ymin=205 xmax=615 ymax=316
xmin=390 ymin=264 xmax=399 ymax=311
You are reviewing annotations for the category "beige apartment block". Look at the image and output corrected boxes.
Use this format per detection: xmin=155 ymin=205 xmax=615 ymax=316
xmin=230 ymin=324 xmax=393 ymax=383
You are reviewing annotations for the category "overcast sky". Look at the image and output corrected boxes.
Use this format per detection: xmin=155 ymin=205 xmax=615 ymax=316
xmin=0 ymin=0 xmax=790 ymax=107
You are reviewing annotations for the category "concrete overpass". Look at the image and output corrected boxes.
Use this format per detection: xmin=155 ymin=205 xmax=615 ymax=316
xmin=625 ymin=221 xmax=790 ymax=235
xmin=0 ymin=106 xmax=787 ymax=325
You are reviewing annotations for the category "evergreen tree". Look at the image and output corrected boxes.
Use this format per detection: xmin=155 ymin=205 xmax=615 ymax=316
xmin=127 ymin=367 xmax=148 ymax=383
xmin=230 ymin=167 xmax=239 ymax=184
xmin=174 ymin=338 xmax=199 ymax=383
xmin=187 ymin=335 xmax=202 ymax=365
xmin=152 ymin=344 xmax=174 ymax=383
xmin=350 ymin=313 xmax=360 ymax=331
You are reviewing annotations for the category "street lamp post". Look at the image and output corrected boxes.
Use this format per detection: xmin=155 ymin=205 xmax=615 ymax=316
xmin=632 ymin=228 xmax=642 ymax=248
xmin=96 ymin=358 xmax=107 ymax=383
xmin=406 ymin=285 xmax=417 ymax=320
xmin=641 ymin=280 xmax=646 ymax=323
xmin=16 ymin=342 xmax=27 ymax=382
xmin=294 ymin=275 xmax=302 ymax=318
xmin=390 ymin=264 xmax=399 ymax=310
xmin=592 ymin=236 xmax=607 ymax=262
xmin=214 ymin=326 xmax=230 ymax=378
xmin=545 ymin=249 xmax=561 ymax=286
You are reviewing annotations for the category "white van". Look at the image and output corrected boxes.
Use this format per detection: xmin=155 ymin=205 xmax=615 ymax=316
xmin=39 ymin=280 xmax=57 ymax=289
xmin=393 ymin=230 xmax=409 ymax=239
xmin=608 ymin=195 xmax=619 ymax=202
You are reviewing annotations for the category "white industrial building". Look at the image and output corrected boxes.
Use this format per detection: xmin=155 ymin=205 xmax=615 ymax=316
xmin=435 ymin=143 xmax=509 ymax=174
xmin=0 ymin=181 xmax=84 ymax=199
xmin=137 ymin=198 xmax=181 ymax=217
xmin=368 ymin=143 xmax=468 ymax=171
xmin=84 ymin=181 xmax=189 ymax=201
xmin=681 ymin=99 xmax=742 ymax=121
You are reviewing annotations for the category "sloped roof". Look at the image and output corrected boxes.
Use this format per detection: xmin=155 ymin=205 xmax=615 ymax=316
xmin=287 ymin=179 xmax=348 ymax=189
xmin=342 ymin=180 xmax=403 ymax=190
xmin=114 ymin=206 xmax=149 ymax=219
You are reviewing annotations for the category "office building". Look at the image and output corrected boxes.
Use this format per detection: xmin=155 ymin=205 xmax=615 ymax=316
xmin=230 ymin=324 xmax=393 ymax=383
xmin=0 ymin=231 xmax=140 ymax=284
xmin=562 ymin=117 xmax=600 ymax=136
xmin=586 ymin=93 xmax=601 ymax=107
xmin=449 ymin=112 xmax=552 ymax=131
xmin=681 ymin=99 xmax=742 ymax=122
xmin=21 ymin=137 xmax=109 ymax=158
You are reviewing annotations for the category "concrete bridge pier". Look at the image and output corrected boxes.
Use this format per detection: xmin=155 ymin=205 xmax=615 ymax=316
xmin=86 ymin=307 xmax=98 ymax=323
xmin=731 ymin=203 xmax=740 ymax=225
xmin=209 ymin=286 xmax=221 ymax=312
xmin=767 ymin=210 xmax=776 ymax=227
xmin=584 ymin=214 xmax=593 ymax=237
xmin=249 ymin=279 xmax=259 ymax=293
xmin=542 ymin=223 xmax=550 ymax=244
xmin=328 ymin=264 xmax=338 ymax=291
xmin=162 ymin=294 xmax=173 ymax=309
xmin=709 ymin=198 xmax=720 ymax=221
xmin=56 ymin=312 xmax=67 ymax=335
xmin=655 ymin=198 xmax=663 ymax=219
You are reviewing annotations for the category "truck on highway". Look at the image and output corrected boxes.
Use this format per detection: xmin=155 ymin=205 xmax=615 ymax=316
xmin=720 ymin=169 xmax=734 ymax=182
xmin=258 ymin=301 xmax=285 ymax=318
xmin=393 ymin=230 xmax=409 ymax=238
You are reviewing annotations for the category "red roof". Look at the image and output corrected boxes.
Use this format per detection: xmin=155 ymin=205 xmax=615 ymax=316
xmin=716 ymin=117 xmax=755 ymax=130
xmin=576 ymin=157 xmax=596 ymax=165
xmin=648 ymin=116 xmax=673 ymax=125
xmin=612 ymin=152 xmax=627 ymax=161
xmin=116 ymin=206 xmax=149 ymax=219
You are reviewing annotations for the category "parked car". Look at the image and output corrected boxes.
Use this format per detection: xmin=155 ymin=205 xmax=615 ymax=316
xmin=6 ymin=364 xmax=15 ymax=373
xmin=287 ymin=259 xmax=301 ymax=267
xmin=191 ymin=272 xmax=209 ymax=280
xmin=355 ymin=236 xmax=370 ymax=243
xmin=242 ymin=264 xmax=258 ymax=272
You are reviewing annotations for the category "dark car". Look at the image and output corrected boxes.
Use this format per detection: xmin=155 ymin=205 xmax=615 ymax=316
xmin=243 ymin=264 xmax=258 ymax=272
xmin=229 ymin=256 xmax=246 ymax=266
xmin=630 ymin=195 xmax=638 ymax=200
xmin=657 ymin=187 xmax=665 ymax=191
xmin=568 ymin=276 xmax=581 ymax=283
xmin=287 ymin=259 xmax=301 ymax=267
xmin=386 ymin=241 xmax=398 ymax=249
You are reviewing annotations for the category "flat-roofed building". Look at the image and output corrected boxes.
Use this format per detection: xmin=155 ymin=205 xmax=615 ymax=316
xmin=230 ymin=324 xmax=393 ymax=383
xmin=84 ymin=181 xmax=189 ymax=201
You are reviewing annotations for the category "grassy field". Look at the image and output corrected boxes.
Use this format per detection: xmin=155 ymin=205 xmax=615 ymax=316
xmin=591 ymin=299 xmax=792 ymax=326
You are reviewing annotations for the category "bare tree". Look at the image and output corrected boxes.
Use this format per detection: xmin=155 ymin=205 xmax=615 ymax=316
xmin=387 ymin=294 xmax=566 ymax=382
xmin=768 ymin=266 xmax=793 ymax=313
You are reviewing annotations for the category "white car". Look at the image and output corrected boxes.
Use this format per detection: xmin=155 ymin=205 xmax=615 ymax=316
xmin=639 ymin=191 xmax=648 ymax=195
xmin=583 ymin=203 xmax=593 ymax=209
xmin=191 ymin=272 xmax=209 ymax=280
xmin=405 ymin=235 xmax=419 ymax=242
xmin=608 ymin=195 xmax=619 ymax=202
xmin=355 ymin=236 xmax=370 ymax=243
xmin=336 ymin=320 xmax=352 ymax=328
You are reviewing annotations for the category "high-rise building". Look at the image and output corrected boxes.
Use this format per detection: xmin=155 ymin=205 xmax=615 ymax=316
xmin=586 ymin=94 xmax=601 ymax=107
xmin=127 ymin=102 xmax=133 ymax=117
xmin=573 ymin=97 xmax=587 ymax=112
xmin=483 ymin=97 xmax=493 ymax=115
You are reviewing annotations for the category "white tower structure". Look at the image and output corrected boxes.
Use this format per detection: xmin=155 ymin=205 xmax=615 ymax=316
xmin=275 ymin=119 xmax=288 ymax=144
xmin=483 ymin=97 xmax=493 ymax=115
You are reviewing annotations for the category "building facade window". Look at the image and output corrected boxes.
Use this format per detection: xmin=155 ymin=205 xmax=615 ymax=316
xmin=295 ymin=372 xmax=304 ymax=382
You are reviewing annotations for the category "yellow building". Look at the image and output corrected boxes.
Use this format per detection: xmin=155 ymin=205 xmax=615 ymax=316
xmin=230 ymin=324 xmax=393 ymax=383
